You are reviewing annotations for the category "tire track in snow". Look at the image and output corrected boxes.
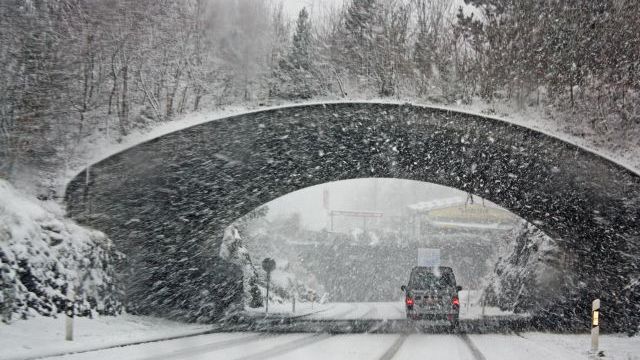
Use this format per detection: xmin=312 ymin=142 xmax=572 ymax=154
xmin=377 ymin=334 xmax=408 ymax=360
xmin=458 ymin=333 xmax=487 ymax=360
xmin=141 ymin=333 xmax=265 ymax=360
xmin=333 ymin=304 xmax=360 ymax=319
xmin=290 ymin=303 xmax=337 ymax=319
xmin=12 ymin=329 xmax=234 ymax=360
xmin=231 ymin=333 xmax=333 ymax=360
xmin=360 ymin=304 xmax=378 ymax=319
xmin=310 ymin=304 xmax=358 ymax=320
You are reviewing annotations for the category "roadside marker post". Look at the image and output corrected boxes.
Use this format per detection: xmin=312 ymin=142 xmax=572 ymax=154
xmin=65 ymin=289 xmax=75 ymax=341
xmin=590 ymin=299 xmax=600 ymax=359
xmin=288 ymin=279 xmax=297 ymax=314
xmin=292 ymin=293 xmax=296 ymax=314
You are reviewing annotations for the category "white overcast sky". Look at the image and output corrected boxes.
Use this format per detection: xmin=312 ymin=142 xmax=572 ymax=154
xmin=278 ymin=0 xmax=476 ymax=20
xmin=266 ymin=179 xmax=465 ymax=230
xmin=279 ymin=0 xmax=344 ymax=18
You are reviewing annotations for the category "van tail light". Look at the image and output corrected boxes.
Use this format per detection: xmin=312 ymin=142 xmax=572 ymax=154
xmin=406 ymin=296 xmax=414 ymax=307
xmin=452 ymin=296 xmax=460 ymax=309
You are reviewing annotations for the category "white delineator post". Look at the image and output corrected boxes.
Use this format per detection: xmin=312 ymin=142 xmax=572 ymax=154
xmin=65 ymin=289 xmax=75 ymax=341
xmin=590 ymin=299 xmax=600 ymax=359
xmin=292 ymin=293 xmax=296 ymax=314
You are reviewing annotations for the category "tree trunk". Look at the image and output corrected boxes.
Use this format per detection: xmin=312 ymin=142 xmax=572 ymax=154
xmin=570 ymin=84 xmax=574 ymax=109
xmin=120 ymin=64 xmax=129 ymax=136
xmin=178 ymin=86 xmax=188 ymax=114
xmin=166 ymin=66 xmax=182 ymax=118
xmin=108 ymin=50 xmax=119 ymax=116
xmin=193 ymin=86 xmax=202 ymax=111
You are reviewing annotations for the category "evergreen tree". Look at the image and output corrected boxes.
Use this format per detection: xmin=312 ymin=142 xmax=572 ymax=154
xmin=332 ymin=0 xmax=410 ymax=97
xmin=342 ymin=0 xmax=377 ymax=75
xmin=273 ymin=8 xmax=322 ymax=100
xmin=290 ymin=8 xmax=312 ymax=71
xmin=249 ymin=277 xmax=263 ymax=308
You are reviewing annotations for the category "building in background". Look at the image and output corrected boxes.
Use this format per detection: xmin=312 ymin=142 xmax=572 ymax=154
xmin=404 ymin=196 xmax=519 ymax=286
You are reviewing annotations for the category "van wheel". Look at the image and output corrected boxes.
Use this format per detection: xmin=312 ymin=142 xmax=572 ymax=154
xmin=449 ymin=315 xmax=460 ymax=332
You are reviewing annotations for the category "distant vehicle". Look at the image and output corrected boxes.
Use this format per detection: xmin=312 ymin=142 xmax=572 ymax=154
xmin=401 ymin=266 xmax=462 ymax=328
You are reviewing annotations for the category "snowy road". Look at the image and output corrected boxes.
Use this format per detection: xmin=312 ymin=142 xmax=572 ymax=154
xmin=233 ymin=298 xmax=529 ymax=334
xmin=302 ymin=302 xmax=405 ymax=320
xmin=40 ymin=332 xmax=640 ymax=360
xmin=3 ymin=302 xmax=637 ymax=360
xmin=245 ymin=292 xmax=516 ymax=321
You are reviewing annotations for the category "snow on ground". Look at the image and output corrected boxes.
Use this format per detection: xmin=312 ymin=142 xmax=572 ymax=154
xmin=47 ymin=333 xmax=308 ymax=360
xmin=458 ymin=290 xmax=518 ymax=319
xmin=245 ymin=301 xmax=409 ymax=320
xmin=470 ymin=333 xmax=640 ymax=360
xmin=27 ymin=332 xmax=639 ymax=360
xmin=1 ymin=301 xmax=634 ymax=360
xmin=393 ymin=334 xmax=476 ymax=360
xmin=0 ymin=314 xmax=211 ymax=360
xmin=245 ymin=292 xmax=514 ymax=321
xmin=0 ymin=179 xmax=121 ymax=320
xmin=244 ymin=300 xmax=331 ymax=318
xmin=267 ymin=334 xmax=397 ymax=360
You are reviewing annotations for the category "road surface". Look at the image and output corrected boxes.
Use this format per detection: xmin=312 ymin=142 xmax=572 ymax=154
xmin=245 ymin=291 xmax=515 ymax=321
xmin=26 ymin=300 xmax=638 ymax=360
xmin=38 ymin=331 xmax=640 ymax=360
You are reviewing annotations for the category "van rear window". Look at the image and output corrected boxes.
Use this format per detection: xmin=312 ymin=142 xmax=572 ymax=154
xmin=409 ymin=269 xmax=455 ymax=290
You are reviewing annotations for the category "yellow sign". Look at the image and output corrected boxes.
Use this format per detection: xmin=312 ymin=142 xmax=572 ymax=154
xmin=427 ymin=204 xmax=516 ymax=222
xmin=593 ymin=310 xmax=599 ymax=327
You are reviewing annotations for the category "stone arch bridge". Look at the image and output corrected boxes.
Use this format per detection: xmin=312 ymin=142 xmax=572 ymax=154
xmin=65 ymin=102 xmax=640 ymax=326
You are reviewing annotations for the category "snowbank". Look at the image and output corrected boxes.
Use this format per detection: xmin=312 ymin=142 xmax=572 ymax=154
xmin=0 ymin=313 xmax=211 ymax=360
xmin=219 ymin=226 xmax=264 ymax=309
xmin=221 ymin=224 xmax=317 ymax=310
xmin=0 ymin=179 xmax=122 ymax=322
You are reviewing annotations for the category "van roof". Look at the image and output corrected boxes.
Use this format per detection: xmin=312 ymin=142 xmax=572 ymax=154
xmin=412 ymin=266 xmax=453 ymax=271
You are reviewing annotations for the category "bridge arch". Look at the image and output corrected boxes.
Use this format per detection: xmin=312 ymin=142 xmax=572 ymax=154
xmin=65 ymin=102 xmax=640 ymax=323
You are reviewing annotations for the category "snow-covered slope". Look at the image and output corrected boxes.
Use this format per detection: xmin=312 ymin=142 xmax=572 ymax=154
xmin=0 ymin=180 xmax=122 ymax=322
xmin=0 ymin=313 xmax=211 ymax=360
xmin=484 ymin=222 xmax=565 ymax=315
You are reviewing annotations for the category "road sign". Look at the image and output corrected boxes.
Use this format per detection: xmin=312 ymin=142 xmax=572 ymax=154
xmin=262 ymin=258 xmax=276 ymax=272
xmin=262 ymin=258 xmax=276 ymax=315
xmin=328 ymin=210 xmax=384 ymax=232
xmin=418 ymin=248 xmax=441 ymax=267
